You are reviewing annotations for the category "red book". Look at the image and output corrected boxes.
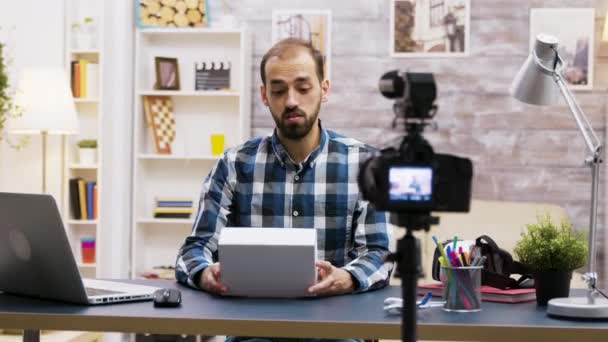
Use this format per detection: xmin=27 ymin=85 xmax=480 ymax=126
xmin=418 ymin=282 xmax=536 ymax=303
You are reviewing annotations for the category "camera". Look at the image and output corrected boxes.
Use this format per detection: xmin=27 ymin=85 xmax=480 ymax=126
xmin=358 ymin=71 xmax=473 ymax=228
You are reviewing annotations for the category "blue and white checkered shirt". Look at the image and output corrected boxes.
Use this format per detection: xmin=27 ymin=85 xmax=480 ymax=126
xmin=176 ymin=125 xmax=393 ymax=292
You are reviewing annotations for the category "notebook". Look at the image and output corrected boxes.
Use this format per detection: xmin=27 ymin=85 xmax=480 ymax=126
xmin=418 ymin=282 xmax=536 ymax=303
xmin=218 ymin=227 xmax=317 ymax=298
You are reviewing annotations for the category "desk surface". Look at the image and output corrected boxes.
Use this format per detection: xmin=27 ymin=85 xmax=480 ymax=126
xmin=0 ymin=280 xmax=607 ymax=342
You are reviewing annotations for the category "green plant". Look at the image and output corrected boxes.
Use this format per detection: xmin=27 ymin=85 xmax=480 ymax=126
xmin=0 ymin=40 xmax=27 ymax=150
xmin=77 ymin=139 xmax=97 ymax=148
xmin=514 ymin=213 xmax=587 ymax=272
xmin=71 ymin=23 xmax=81 ymax=29
xmin=84 ymin=17 xmax=94 ymax=24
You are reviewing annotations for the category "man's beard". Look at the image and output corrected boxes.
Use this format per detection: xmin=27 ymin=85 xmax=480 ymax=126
xmin=271 ymin=100 xmax=321 ymax=140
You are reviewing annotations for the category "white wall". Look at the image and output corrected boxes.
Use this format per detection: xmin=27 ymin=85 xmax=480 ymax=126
xmin=0 ymin=0 xmax=65 ymax=200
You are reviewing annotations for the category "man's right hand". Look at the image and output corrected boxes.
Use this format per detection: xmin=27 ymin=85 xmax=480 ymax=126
xmin=199 ymin=263 xmax=228 ymax=294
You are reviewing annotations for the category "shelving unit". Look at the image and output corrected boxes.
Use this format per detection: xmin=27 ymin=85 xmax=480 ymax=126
xmin=62 ymin=0 xmax=104 ymax=279
xmin=131 ymin=26 xmax=252 ymax=279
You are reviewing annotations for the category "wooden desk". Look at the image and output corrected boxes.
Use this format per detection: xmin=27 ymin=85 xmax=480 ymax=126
xmin=0 ymin=280 xmax=607 ymax=342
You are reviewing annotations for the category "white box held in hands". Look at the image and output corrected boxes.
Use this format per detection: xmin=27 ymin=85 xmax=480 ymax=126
xmin=219 ymin=228 xmax=317 ymax=298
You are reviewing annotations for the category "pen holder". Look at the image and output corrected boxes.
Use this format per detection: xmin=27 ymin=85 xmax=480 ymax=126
xmin=440 ymin=265 xmax=482 ymax=312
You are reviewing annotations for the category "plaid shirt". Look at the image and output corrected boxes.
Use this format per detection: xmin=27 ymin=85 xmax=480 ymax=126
xmin=175 ymin=125 xmax=393 ymax=292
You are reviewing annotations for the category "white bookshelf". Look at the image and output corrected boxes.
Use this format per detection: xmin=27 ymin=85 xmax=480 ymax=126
xmin=62 ymin=0 xmax=104 ymax=279
xmin=131 ymin=27 xmax=252 ymax=279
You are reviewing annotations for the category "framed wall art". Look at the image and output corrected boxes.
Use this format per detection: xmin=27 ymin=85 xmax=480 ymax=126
xmin=390 ymin=0 xmax=470 ymax=57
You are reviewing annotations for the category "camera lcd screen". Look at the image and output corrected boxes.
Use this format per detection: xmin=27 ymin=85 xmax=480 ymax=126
xmin=388 ymin=166 xmax=432 ymax=202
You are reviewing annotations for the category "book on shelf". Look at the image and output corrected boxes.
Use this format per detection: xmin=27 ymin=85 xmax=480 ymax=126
xmin=418 ymin=282 xmax=536 ymax=303
xmin=70 ymin=59 xmax=99 ymax=98
xmin=69 ymin=177 xmax=98 ymax=220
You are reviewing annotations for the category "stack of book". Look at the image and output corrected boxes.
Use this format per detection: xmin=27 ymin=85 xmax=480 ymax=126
xmin=69 ymin=178 xmax=98 ymax=220
xmin=70 ymin=59 xmax=99 ymax=99
xmin=418 ymin=282 xmax=536 ymax=303
xmin=153 ymin=197 xmax=194 ymax=219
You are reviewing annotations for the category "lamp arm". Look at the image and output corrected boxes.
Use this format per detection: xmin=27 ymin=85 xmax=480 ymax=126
xmin=553 ymin=70 xmax=603 ymax=303
xmin=553 ymin=71 xmax=602 ymax=157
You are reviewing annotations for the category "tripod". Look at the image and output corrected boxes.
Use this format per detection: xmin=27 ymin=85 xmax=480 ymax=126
xmin=390 ymin=213 xmax=438 ymax=342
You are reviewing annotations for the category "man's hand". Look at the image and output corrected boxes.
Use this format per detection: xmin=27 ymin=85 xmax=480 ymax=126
xmin=308 ymin=260 xmax=355 ymax=296
xmin=199 ymin=263 xmax=228 ymax=295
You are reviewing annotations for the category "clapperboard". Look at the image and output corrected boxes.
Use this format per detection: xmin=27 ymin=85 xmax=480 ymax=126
xmin=195 ymin=61 xmax=231 ymax=90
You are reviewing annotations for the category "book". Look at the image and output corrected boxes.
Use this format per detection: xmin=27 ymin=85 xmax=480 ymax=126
xmin=153 ymin=207 xmax=193 ymax=214
xmin=78 ymin=178 xmax=87 ymax=220
xmin=418 ymin=282 xmax=536 ymax=303
xmin=86 ymin=63 xmax=99 ymax=99
xmin=69 ymin=178 xmax=81 ymax=219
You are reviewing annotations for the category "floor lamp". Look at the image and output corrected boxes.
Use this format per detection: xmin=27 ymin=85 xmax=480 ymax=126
xmin=510 ymin=34 xmax=608 ymax=318
xmin=7 ymin=67 xmax=78 ymax=193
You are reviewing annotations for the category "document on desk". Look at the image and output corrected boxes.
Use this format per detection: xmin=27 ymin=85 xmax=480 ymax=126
xmin=219 ymin=228 xmax=317 ymax=298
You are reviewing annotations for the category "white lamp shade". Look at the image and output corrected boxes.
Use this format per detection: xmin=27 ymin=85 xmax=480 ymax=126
xmin=8 ymin=67 xmax=78 ymax=135
xmin=509 ymin=34 xmax=561 ymax=106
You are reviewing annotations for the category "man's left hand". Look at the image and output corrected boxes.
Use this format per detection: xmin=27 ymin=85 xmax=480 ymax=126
xmin=308 ymin=260 xmax=355 ymax=296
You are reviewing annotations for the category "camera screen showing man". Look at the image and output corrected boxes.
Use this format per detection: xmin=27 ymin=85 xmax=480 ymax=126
xmin=388 ymin=166 xmax=432 ymax=202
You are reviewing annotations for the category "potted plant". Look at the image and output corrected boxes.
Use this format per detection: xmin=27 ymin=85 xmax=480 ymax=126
xmin=0 ymin=40 xmax=27 ymax=150
xmin=514 ymin=213 xmax=587 ymax=306
xmin=77 ymin=139 xmax=98 ymax=165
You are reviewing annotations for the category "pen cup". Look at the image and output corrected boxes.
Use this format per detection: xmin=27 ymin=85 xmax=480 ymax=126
xmin=440 ymin=265 xmax=482 ymax=312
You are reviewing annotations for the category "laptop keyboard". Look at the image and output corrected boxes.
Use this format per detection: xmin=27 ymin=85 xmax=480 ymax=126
xmin=85 ymin=287 xmax=125 ymax=297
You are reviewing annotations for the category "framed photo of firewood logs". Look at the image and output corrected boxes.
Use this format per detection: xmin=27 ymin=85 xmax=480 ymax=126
xmin=137 ymin=0 xmax=208 ymax=28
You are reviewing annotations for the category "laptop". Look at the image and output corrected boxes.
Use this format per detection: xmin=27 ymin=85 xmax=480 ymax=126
xmin=218 ymin=227 xmax=317 ymax=298
xmin=0 ymin=192 xmax=160 ymax=305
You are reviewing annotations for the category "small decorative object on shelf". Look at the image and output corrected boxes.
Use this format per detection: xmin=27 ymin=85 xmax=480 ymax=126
xmin=153 ymin=196 xmax=193 ymax=218
xmin=155 ymin=57 xmax=180 ymax=90
xmin=143 ymin=96 xmax=176 ymax=154
xmin=210 ymin=133 xmax=224 ymax=156
xmin=71 ymin=17 xmax=97 ymax=50
xmin=195 ymin=61 xmax=230 ymax=90
xmin=210 ymin=0 xmax=238 ymax=28
xmin=77 ymin=139 xmax=98 ymax=165
xmin=137 ymin=0 xmax=208 ymax=28
xmin=80 ymin=237 xmax=96 ymax=263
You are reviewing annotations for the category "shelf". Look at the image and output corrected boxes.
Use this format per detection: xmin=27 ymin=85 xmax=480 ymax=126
xmin=70 ymin=49 xmax=100 ymax=54
xmin=73 ymin=98 xmax=100 ymax=103
xmin=69 ymin=163 xmax=99 ymax=169
xmin=138 ymin=27 xmax=242 ymax=35
xmin=137 ymin=90 xmax=239 ymax=97
xmin=138 ymin=153 xmax=219 ymax=161
xmin=67 ymin=220 xmax=98 ymax=225
xmin=77 ymin=263 xmax=97 ymax=268
xmin=137 ymin=218 xmax=195 ymax=225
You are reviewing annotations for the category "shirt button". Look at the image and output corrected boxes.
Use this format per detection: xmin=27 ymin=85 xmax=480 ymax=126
xmin=294 ymin=175 xmax=300 ymax=181
xmin=293 ymin=210 xmax=299 ymax=217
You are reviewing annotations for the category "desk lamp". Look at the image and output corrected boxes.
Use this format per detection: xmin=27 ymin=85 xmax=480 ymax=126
xmin=510 ymin=34 xmax=608 ymax=318
xmin=8 ymin=67 xmax=78 ymax=193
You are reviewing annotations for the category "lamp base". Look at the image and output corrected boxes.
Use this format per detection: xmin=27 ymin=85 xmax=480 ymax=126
xmin=547 ymin=296 xmax=608 ymax=318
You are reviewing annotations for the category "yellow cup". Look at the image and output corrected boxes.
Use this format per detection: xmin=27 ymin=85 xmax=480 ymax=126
xmin=210 ymin=134 xmax=225 ymax=156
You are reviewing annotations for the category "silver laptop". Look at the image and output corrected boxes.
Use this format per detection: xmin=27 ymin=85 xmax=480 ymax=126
xmin=219 ymin=227 xmax=317 ymax=298
xmin=0 ymin=192 xmax=159 ymax=305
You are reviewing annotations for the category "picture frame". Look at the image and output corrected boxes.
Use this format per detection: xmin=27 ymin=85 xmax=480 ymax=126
xmin=136 ymin=0 xmax=209 ymax=28
xmin=154 ymin=57 xmax=180 ymax=90
xmin=389 ymin=0 xmax=470 ymax=57
xmin=271 ymin=9 xmax=332 ymax=81
xmin=529 ymin=8 xmax=595 ymax=91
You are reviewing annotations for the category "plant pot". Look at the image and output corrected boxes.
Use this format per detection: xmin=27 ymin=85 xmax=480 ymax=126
xmin=534 ymin=270 xmax=572 ymax=306
xmin=78 ymin=148 xmax=97 ymax=165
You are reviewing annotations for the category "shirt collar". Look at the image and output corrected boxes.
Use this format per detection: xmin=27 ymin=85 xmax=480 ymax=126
xmin=270 ymin=120 xmax=328 ymax=169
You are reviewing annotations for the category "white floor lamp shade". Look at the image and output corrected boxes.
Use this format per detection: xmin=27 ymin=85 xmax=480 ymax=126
xmin=7 ymin=67 xmax=79 ymax=193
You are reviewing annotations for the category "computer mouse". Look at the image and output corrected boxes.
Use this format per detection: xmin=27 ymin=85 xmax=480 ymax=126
xmin=153 ymin=288 xmax=181 ymax=307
